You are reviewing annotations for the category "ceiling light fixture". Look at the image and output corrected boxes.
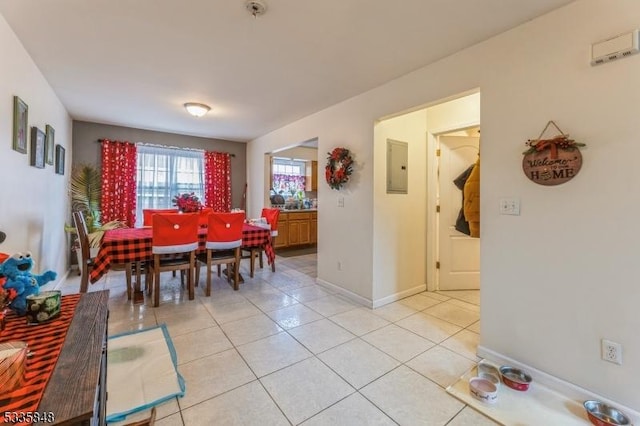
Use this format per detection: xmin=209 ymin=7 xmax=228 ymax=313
xmin=184 ymin=102 xmax=211 ymax=117
xmin=245 ymin=0 xmax=267 ymax=18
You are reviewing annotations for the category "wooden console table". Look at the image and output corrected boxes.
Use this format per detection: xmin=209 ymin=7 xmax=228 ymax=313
xmin=36 ymin=290 xmax=109 ymax=425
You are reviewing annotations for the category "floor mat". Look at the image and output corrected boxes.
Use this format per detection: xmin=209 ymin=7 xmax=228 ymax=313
xmin=106 ymin=324 xmax=185 ymax=423
xmin=446 ymin=363 xmax=589 ymax=425
xmin=276 ymin=246 xmax=317 ymax=257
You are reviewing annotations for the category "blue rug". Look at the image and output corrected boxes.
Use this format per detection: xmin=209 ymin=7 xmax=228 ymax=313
xmin=106 ymin=324 xmax=185 ymax=423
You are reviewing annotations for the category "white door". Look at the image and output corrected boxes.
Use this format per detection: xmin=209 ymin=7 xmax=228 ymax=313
xmin=437 ymin=135 xmax=480 ymax=290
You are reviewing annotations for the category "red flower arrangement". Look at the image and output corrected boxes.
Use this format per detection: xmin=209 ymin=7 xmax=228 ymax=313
xmin=325 ymin=147 xmax=354 ymax=190
xmin=172 ymin=192 xmax=203 ymax=213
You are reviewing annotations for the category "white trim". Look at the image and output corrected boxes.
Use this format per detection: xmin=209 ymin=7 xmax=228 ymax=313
xmin=50 ymin=269 xmax=72 ymax=290
xmin=477 ymin=345 xmax=640 ymax=423
xmin=153 ymin=242 xmax=198 ymax=254
xmin=371 ymin=283 xmax=427 ymax=308
xmin=206 ymin=240 xmax=241 ymax=249
xmin=316 ymin=278 xmax=373 ymax=308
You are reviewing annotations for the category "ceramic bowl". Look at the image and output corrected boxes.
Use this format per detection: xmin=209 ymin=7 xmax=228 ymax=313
xmin=583 ymin=400 xmax=631 ymax=426
xmin=499 ymin=366 xmax=532 ymax=391
xmin=469 ymin=377 xmax=498 ymax=404
xmin=478 ymin=360 xmax=501 ymax=388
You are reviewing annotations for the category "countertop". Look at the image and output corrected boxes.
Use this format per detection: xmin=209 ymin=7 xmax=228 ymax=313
xmin=276 ymin=208 xmax=318 ymax=213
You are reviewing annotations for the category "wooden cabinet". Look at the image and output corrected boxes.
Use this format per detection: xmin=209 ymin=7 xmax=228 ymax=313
xmin=311 ymin=160 xmax=318 ymax=191
xmin=274 ymin=215 xmax=288 ymax=248
xmin=276 ymin=210 xmax=317 ymax=249
xmin=310 ymin=212 xmax=317 ymax=244
xmin=287 ymin=212 xmax=311 ymax=246
xmin=305 ymin=161 xmax=318 ymax=192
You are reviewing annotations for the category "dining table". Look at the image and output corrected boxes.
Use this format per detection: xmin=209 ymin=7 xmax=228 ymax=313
xmin=89 ymin=223 xmax=274 ymax=286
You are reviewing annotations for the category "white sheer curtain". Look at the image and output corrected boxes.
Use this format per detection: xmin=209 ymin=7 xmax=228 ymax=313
xmin=135 ymin=143 xmax=204 ymax=226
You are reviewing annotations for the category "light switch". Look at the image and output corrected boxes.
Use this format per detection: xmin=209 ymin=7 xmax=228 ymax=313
xmin=499 ymin=197 xmax=520 ymax=215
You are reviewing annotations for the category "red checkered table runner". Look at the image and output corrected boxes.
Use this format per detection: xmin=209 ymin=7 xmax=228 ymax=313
xmin=89 ymin=224 xmax=273 ymax=283
xmin=0 ymin=294 xmax=81 ymax=424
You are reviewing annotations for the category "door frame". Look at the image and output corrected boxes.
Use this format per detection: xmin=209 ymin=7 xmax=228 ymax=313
xmin=426 ymin=120 xmax=480 ymax=292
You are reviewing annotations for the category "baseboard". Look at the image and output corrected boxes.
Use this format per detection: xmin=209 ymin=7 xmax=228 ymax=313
xmin=371 ymin=284 xmax=427 ymax=308
xmin=315 ymin=278 xmax=373 ymax=308
xmin=477 ymin=345 xmax=640 ymax=423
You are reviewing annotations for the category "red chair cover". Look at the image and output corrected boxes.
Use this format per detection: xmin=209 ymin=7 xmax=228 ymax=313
xmin=151 ymin=213 xmax=199 ymax=253
xmin=206 ymin=212 xmax=244 ymax=249
xmin=143 ymin=208 xmax=179 ymax=226
xmin=261 ymin=208 xmax=280 ymax=236
xmin=198 ymin=207 xmax=214 ymax=227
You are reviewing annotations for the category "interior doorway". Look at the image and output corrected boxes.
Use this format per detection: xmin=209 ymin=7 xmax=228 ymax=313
xmin=436 ymin=130 xmax=480 ymax=290
xmin=424 ymin=92 xmax=481 ymax=293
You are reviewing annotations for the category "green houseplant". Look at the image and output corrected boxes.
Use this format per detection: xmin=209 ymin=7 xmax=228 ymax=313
xmin=66 ymin=164 xmax=126 ymax=248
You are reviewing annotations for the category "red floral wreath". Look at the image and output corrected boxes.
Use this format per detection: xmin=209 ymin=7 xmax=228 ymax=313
xmin=325 ymin=147 xmax=354 ymax=190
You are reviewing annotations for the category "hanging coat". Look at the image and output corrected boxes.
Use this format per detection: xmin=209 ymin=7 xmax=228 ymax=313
xmin=453 ymin=165 xmax=474 ymax=236
xmin=463 ymin=157 xmax=480 ymax=238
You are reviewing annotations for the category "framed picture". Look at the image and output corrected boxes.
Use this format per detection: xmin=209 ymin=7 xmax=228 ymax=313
xmin=55 ymin=145 xmax=65 ymax=175
xmin=45 ymin=124 xmax=55 ymax=165
xmin=30 ymin=127 xmax=45 ymax=168
xmin=12 ymin=96 xmax=28 ymax=154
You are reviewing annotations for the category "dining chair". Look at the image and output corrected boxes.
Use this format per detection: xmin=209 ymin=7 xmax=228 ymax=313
xmin=197 ymin=207 xmax=214 ymax=228
xmin=243 ymin=207 xmax=280 ymax=277
xmin=73 ymin=211 xmax=134 ymax=297
xmin=194 ymin=212 xmax=244 ymax=295
xmin=142 ymin=208 xmax=179 ymax=227
xmin=148 ymin=213 xmax=199 ymax=307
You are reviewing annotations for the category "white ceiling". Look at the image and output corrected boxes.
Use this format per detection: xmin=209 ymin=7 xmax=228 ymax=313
xmin=0 ymin=0 xmax=575 ymax=142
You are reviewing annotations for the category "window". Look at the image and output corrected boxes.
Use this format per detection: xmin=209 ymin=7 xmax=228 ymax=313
xmin=136 ymin=144 xmax=204 ymax=226
xmin=271 ymin=157 xmax=306 ymax=197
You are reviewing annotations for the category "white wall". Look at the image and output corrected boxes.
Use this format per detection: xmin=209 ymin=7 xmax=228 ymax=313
xmin=0 ymin=15 xmax=71 ymax=282
xmin=247 ymin=0 xmax=640 ymax=410
xmin=372 ymin=110 xmax=427 ymax=304
xmin=274 ymin=146 xmax=318 ymax=161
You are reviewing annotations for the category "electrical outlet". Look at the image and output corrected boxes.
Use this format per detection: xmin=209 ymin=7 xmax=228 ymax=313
xmin=499 ymin=197 xmax=520 ymax=215
xmin=337 ymin=196 xmax=344 ymax=207
xmin=602 ymin=339 xmax=623 ymax=365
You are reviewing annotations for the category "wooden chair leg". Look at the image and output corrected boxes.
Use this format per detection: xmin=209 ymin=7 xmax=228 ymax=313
xmin=153 ymin=258 xmax=160 ymax=308
xmin=188 ymin=253 xmax=195 ymax=300
xmin=233 ymin=249 xmax=240 ymax=291
xmin=125 ymin=265 xmax=133 ymax=300
xmin=80 ymin=266 xmax=89 ymax=293
xmin=259 ymin=251 xmax=264 ymax=269
xmin=206 ymin=260 xmax=212 ymax=297
xmin=249 ymin=250 xmax=255 ymax=278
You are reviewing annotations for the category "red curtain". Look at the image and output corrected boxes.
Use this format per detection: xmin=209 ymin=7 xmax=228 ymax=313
xmin=204 ymin=151 xmax=231 ymax=212
xmin=101 ymin=139 xmax=137 ymax=226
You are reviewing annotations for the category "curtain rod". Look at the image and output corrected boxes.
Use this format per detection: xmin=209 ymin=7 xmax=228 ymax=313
xmin=97 ymin=139 xmax=236 ymax=157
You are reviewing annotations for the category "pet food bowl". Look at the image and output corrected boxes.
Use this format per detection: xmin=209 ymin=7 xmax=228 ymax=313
xmin=583 ymin=400 xmax=631 ymax=426
xmin=477 ymin=360 xmax=501 ymax=388
xmin=469 ymin=377 xmax=498 ymax=404
xmin=499 ymin=366 xmax=532 ymax=391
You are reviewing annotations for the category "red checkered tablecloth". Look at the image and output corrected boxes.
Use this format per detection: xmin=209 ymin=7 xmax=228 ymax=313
xmin=89 ymin=224 xmax=273 ymax=283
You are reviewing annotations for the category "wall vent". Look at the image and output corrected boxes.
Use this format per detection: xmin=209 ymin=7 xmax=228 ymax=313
xmin=591 ymin=29 xmax=639 ymax=66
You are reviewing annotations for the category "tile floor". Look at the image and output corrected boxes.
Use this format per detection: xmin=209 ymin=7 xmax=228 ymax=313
xmin=57 ymin=254 xmax=497 ymax=426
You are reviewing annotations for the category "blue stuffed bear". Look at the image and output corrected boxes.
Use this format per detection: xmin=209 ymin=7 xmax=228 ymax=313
xmin=0 ymin=252 xmax=57 ymax=315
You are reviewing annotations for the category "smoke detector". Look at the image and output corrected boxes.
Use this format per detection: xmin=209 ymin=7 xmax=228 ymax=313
xmin=245 ymin=0 xmax=267 ymax=18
